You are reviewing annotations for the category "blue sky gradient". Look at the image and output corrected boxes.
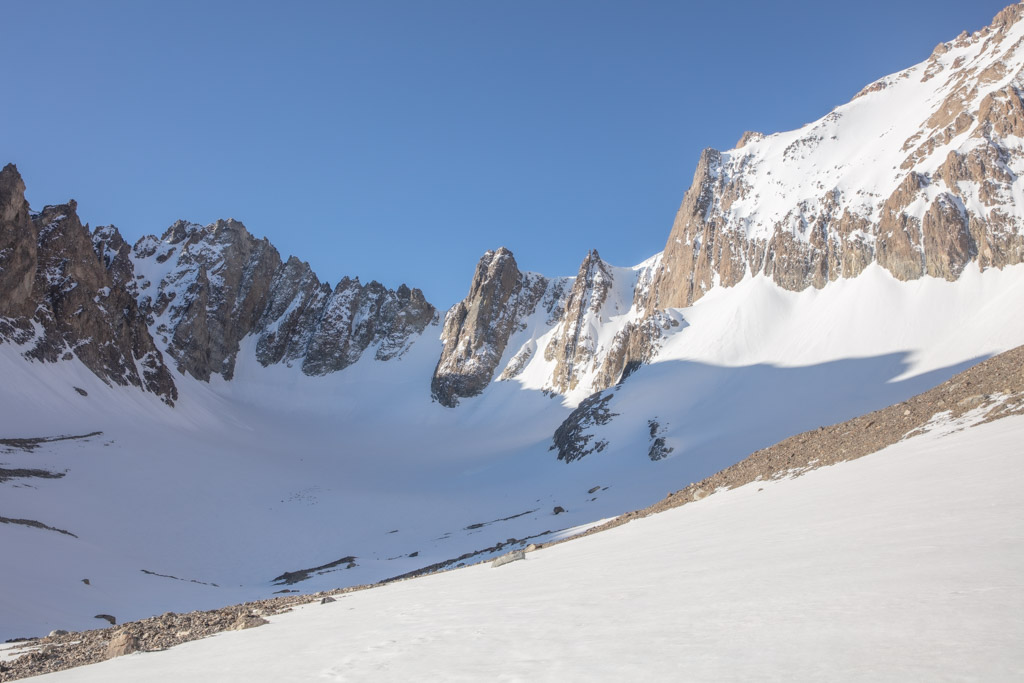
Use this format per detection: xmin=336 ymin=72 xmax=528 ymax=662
xmin=2 ymin=1 xmax=1013 ymax=307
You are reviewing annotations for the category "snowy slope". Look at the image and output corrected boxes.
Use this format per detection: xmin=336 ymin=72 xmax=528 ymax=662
xmin=720 ymin=16 xmax=1024 ymax=238
xmin=26 ymin=412 xmax=1024 ymax=682
xmin=3 ymin=263 xmax=1024 ymax=641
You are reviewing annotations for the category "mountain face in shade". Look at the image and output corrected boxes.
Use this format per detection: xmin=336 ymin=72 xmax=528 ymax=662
xmin=0 ymin=165 xmax=177 ymax=404
xmin=0 ymin=165 xmax=437 ymax=399
xmin=132 ymin=219 xmax=437 ymax=383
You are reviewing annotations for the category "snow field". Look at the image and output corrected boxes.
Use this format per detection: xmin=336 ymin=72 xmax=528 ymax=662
xmin=3 ymin=264 xmax=1024 ymax=640
xmin=34 ymin=414 xmax=1024 ymax=682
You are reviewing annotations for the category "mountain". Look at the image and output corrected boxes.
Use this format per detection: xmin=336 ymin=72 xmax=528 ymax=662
xmin=0 ymin=164 xmax=437 ymax=394
xmin=2 ymin=2 xmax=1024 ymax=661
xmin=5 ymin=4 xmax=1024 ymax=407
xmin=433 ymin=2 xmax=1024 ymax=406
xmin=131 ymin=219 xmax=437 ymax=382
xmin=0 ymin=167 xmax=177 ymax=405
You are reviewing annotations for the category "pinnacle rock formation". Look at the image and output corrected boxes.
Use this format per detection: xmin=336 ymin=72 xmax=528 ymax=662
xmin=431 ymin=248 xmax=549 ymax=406
xmin=543 ymin=249 xmax=613 ymax=394
xmin=0 ymin=164 xmax=177 ymax=404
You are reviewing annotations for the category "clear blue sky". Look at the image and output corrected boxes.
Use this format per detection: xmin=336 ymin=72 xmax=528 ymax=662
xmin=2 ymin=0 xmax=1012 ymax=308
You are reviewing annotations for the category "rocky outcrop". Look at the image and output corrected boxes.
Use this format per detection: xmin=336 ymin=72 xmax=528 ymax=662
xmin=0 ymin=165 xmax=177 ymax=404
xmin=29 ymin=204 xmax=178 ymax=403
xmin=91 ymin=225 xmax=138 ymax=294
xmin=300 ymin=278 xmax=436 ymax=376
xmin=135 ymin=220 xmax=436 ymax=382
xmin=1 ymin=164 xmax=436 ymax=397
xmin=431 ymin=248 xmax=548 ymax=406
xmin=543 ymin=250 xmax=614 ymax=394
xmin=253 ymin=256 xmax=332 ymax=368
xmin=0 ymin=165 xmax=37 ymax=328
xmin=438 ymin=247 xmax=675 ymax=403
xmin=549 ymin=390 xmax=619 ymax=463
xmin=104 ymin=632 xmax=139 ymax=659
xmin=134 ymin=219 xmax=283 ymax=381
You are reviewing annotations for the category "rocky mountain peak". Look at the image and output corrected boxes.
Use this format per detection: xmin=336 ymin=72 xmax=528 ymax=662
xmin=132 ymin=215 xmax=438 ymax=383
xmin=989 ymin=2 xmax=1024 ymax=31
xmin=432 ymin=247 xmax=549 ymax=407
xmin=543 ymin=249 xmax=614 ymax=394
xmin=641 ymin=3 xmax=1024 ymax=315
xmin=735 ymin=131 xmax=764 ymax=149
xmin=0 ymin=171 xmax=177 ymax=403
xmin=92 ymin=224 xmax=137 ymax=292
xmin=161 ymin=219 xmax=205 ymax=246
xmin=0 ymin=165 xmax=440 ymax=397
xmin=0 ymin=164 xmax=37 ymax=324
xmin=0 ymin=163 xmax=28 ymax=222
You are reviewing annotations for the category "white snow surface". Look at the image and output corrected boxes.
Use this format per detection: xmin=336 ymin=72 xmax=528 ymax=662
xmin=712 ymin=11 xmax=1024 ymax=240
xmin=29 ymin=412 xmax=1024 ymax=681
xmin=2 ymin=263 xmax=1024 ymax=642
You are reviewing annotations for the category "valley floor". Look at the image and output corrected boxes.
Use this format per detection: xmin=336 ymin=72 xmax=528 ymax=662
xmin=24 ymin=412 xmax=1024 ymax=682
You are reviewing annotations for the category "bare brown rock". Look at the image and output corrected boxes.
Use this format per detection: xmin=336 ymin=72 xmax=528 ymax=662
xmin=0 ymin=166 xmax=178 ymax=403
xmin=136 ymin=219 xmax=436 ymax=382
xmin=644 ymin=147 xmax=723 ymax=311
xmin=432 ymin=248 xmax=548 ymax=406
xmin=104 ymin=632 xmax=139 ymax=659
xmin=230 ymin=614 xmax=269 ymax=631
xmin=139 ymin=219 xmax=282 ymax=381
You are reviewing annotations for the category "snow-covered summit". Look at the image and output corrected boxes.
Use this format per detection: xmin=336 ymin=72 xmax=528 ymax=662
xmin=646 ymin=2 xmax=1024 ymax=310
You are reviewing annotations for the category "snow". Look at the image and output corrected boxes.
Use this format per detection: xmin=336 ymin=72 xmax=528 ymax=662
xmin=31 ymin=413 xmax=1024 ymax=681
xmin=3 ymin=261 xmax=1024 ymax=643
xmin=711 ymin=14 xmax=1024 ymax=242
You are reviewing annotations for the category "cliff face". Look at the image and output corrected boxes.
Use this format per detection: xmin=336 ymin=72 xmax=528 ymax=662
xmin=133 ymin=219 xmax=284 ymax=381
xmin=645 ymin=3 xmax=1024 ymax=312
xmin=543 ymin=250 xmax=614 ymax=394
xmin=433 ymin=246 xmax=667 ymax=406
xmin=0 ymin=164 xmax=178 ymax=404
xmin=0 ymin=164 xmax=436 ymax=398
xmin=133 ymin=220 xmax=437 ymax=382
xmin=0 ymin=165 xmax=37 ymax=327
xmin=431 ymin=248 xmax=549 ymax=407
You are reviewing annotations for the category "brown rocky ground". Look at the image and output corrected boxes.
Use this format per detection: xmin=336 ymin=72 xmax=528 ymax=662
xmin=0 ymin=591 xmax=359 ymax=681
xmin=2 ymin=345 xmax=1022 ymax=681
